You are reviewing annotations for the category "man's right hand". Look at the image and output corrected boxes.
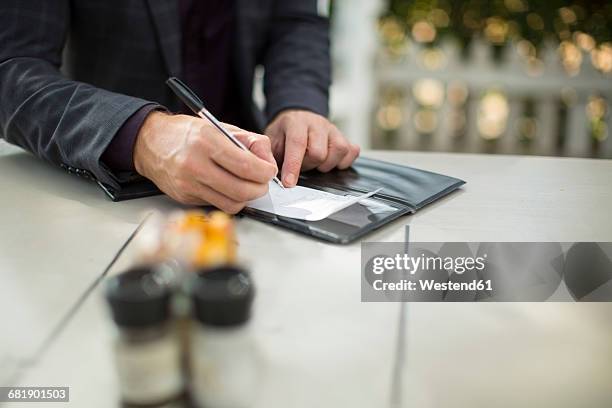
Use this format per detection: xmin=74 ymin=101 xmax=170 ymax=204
xmin=133 ymin=111 xmax=278 ymax=213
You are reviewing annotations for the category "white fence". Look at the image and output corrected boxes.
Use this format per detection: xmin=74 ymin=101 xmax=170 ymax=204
xmin=330 ymin=0 xmax=612 ymax=159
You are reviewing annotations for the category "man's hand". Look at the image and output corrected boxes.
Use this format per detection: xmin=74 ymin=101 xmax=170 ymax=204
xmin=265 ymin=110 xmax=360 ymax=187
xmin=133 ymin=111 xmax=278 ymax=213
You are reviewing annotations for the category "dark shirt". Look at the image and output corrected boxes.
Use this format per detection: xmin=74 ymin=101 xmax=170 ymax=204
xmin=102 ymin=0 xmax=236 ymax=172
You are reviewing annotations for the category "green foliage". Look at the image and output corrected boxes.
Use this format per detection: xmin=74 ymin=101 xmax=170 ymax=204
xmin=384 ymin=0 xmax=612 ymax=48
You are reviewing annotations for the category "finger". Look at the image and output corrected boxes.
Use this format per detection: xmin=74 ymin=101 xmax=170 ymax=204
xmin=222 ymin=122 xmax=243 ymax=133
xmin=194 ymin=161 xmax=269 ymax=203
xmin=185 ymin=181 xmax=247 ymax=214
xmin=208 ymin=131 xmax=277 ymax=184
xmin=301 ymin=126 xmax=328 ymax=170
xmin=175 ymin=183 xmax=245 ymax=214
xmin=234 ymin=132 xmax=277 ymax=168
xmin=222 ymin=123 xmax=278 ymax=169
xmin=280 ymin=122 xmax=308 ymax=187
xmin=317 ymin=128 xmax=350 ymax=172
xmin=337 ymin=143 xmax=360 ymax=169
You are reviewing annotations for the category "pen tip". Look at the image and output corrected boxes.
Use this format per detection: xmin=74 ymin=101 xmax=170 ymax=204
xmin=274 ymin=177 xmax=285 ymax=189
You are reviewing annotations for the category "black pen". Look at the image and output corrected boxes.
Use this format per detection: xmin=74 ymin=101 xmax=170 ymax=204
xmin=166 ymin=77 xmax=285 ymax=189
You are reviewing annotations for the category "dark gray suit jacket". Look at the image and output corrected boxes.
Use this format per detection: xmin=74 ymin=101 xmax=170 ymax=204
xmin=0 ymin=0 xmax=330 ymax=191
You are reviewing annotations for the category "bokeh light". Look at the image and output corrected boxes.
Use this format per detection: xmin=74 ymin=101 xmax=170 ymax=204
xmin=586 ymin=95 xmax=609 ymax=142
xmin=559 ymin=41 xmax=582 ymax=76
xmin=414 ymin=109 xmax=438 ymax=134
xmin=516 ymin=40 xmax=537 ymax=59
xmin=485 ymin=17 xmax=509 ymax=45
xmin=411 ymin=20 xmax=437 ymax=43
xmin=377 ymin=105 xmax=403 ymax=131
xmin=591 ymin=43 xmax=612 ymax=73
xmin=477 ymin=91 xmax=510 ymax=140
xmin=586 ymin=96 xmax=607 ymax=119
xmin=558 ymin=7 xmax=577 ymax=25
xmin=379 ymin=16 xmax=409 ymax=59
xmin=447 ymin=81 xmax=469 ymax=106
xmin=575 ymin=32 xmax=595 ymax=52
xmin=420 ymin=48 xmax=446 ymax=70
xmin=526 ymin=13 xmax=545 ymax=31
xmin=430 ymin=9 xmax=450 ymax=28
xmin=376 ymin=89 xmax=405 ymax=131
xmin=412 ymin=79 xmax=445 ymax=108
xmin=504 ymin=0 xmax=527 ymax=13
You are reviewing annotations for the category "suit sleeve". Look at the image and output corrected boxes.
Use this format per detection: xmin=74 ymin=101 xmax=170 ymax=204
xmin=0 ymin=0 xmax=156 ymax=189
xmin=263 ymin=0 xmax=331 ymax=123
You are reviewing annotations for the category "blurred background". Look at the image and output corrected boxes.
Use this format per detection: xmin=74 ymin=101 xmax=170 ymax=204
xmin=328 ymin=0 xmax=612 ymax=158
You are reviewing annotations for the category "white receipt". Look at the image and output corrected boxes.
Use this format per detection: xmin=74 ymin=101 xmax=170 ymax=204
xmin=247 ymin=182 xmax=382 ymax=221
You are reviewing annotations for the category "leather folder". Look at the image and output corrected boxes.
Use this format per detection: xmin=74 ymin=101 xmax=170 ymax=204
xmin=243 ymin=157 xmax=465 ymax=243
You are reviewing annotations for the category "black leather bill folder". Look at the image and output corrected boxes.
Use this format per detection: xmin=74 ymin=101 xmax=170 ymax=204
xmin=242 ymin=157 xmax=465 ymax=244
xmin=99 ymin=157 xmax=465 ymax=244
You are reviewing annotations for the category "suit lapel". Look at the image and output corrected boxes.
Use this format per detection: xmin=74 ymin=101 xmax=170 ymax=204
xmin=146 ymin=0 xmax=182 ymax=76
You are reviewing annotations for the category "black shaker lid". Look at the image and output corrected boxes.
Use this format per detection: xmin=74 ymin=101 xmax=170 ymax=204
xmin=105 ymin=266 xmax=173 ymax=328
xmin=189 ymin=266 xmax=254 ymax=327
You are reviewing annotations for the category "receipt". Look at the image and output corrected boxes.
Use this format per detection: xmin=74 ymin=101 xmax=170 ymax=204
xmin=247 ymin=182 xmax=382 ymax=221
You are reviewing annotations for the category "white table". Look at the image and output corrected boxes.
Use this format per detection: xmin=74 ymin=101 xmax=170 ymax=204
xmin=1 ymin=140 xmax=611 ymax=408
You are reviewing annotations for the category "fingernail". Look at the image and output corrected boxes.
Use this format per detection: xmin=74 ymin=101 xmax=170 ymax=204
xmin=284 ymin=173 xmax=295 ymax=186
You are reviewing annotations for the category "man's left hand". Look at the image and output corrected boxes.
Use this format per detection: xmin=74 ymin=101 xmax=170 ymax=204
xmin=265 ymin=110 xmax=360 ymax=188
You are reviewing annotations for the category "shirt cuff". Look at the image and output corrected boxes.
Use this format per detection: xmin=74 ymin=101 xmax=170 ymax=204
xmin=101 ymin=104 xmax=163 ymax=172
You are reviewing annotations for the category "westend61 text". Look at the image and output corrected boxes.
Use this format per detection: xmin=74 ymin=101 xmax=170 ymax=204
xmin=372 ymin=279 xmax=493 ymax=292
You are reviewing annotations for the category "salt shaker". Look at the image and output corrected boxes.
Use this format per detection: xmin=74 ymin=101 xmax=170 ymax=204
xmin=105 ymin=266 xmax=185 ymax=406
xmin=188 ymin=266 xmax=258 ymax=408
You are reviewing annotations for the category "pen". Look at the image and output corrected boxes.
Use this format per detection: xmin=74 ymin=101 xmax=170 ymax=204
xmin=166 ymin=77 xmax=285 ymax=189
